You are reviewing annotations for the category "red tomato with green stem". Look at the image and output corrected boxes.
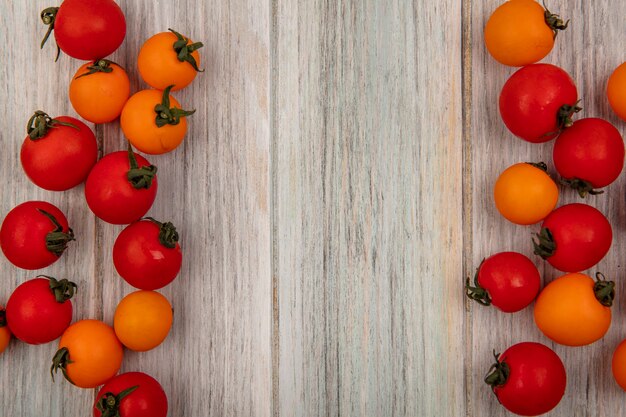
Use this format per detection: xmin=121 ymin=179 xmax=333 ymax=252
xmin=93 ymin=372 xmax=168 ymax=417
xmin=21 ymin=111 xmax=97 ymax=191
xmin=0 ymin=201 xmax=75 ymax=270
xmin=5 ymin=276 xmax=76 ymax=344
xmin=85 ymin=145 xmax=158 ymax=225
xmin=553 ymin=118 xmax=625 ymax=197
xmin=499 ymin=64 xmax=579 ymax=143
xmin=465 ymin=251 xmax=540 ymax=312
xmin=113 ymin=218 xmax=182 ymax=290
xmin=485 ymin=342 xmax=566 ymax=416
xmin=40 ymin=0 xmax=126 ymax=61
xmin=533 ymin=203 xmax=612 ymax=272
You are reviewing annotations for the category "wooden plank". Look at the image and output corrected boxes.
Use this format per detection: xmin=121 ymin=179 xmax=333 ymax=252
xmin=272 ymin=1 xmax=465 ymax=415
xmin=469 ymin=0 xmax=626 ymax=415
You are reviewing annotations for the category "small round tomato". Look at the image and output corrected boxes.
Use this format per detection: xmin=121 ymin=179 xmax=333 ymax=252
xmin=94 ymin=372 xmax=168 ymax=417
xmin=484 ymin=0 xmax=568 ymax=67
xmin=40 ymin=0 xmax=126 ymax=61
xmin=0 ymin=307 xmax=11 ymax=354
xmin=120 ymin=87 xmax=195 ymax=155
xmin=21 ymin=111 xmax=97 ymax=191
xmin=113 ymin=291 xmax=173 ymax=352
xmin=553 ymin=118 xmax=625 ymax=196
xmin=466 ymin=252 xmax=540 ymax=312
xmin=534 ymin=272 xmax=613 ymax=346
xmin=533 ymin=203 xmax=612 ymax=272
xmin=51 ymin=319 xmax=123 ymax=388
xmin=5 ymin=276 xmax=76 ymax=345
xmin=0 ymin=201 xmax=75 ymax=270
xmin=485 ymin=342 xmax=566 ymax=416
xmin=608 ymin=62 xmax=626 ymax=121
xmin=612 ymin=339 xmax=626 ymax=391
xmin=85 ymin=147 xmax=158 ymax=225
xmin=500 ymin=64 xmax=579 ymax=143
xmin=138 ymin=29 xmax=203 ymax=91
xmin=494 ymin=162 xmax=558 ymax=225
xmin=69 ymin=60 xmax=130 ymax=123
xmin=113 ymin=218 xmax=182 ymax=290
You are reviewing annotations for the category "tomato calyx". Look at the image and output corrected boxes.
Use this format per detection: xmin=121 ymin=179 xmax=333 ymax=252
xmin=526 ymin=161 xmax=548 ymax=172
xmin=37 ymin=209 xmax=75 ymax=256
xmin=485 ymin=350 xmax=510 ymax=390
xmin=126 ymin=143 xmax=157 ymax=190
xmin=543 ymin=2 xmax=569 ymax=39
xmin=143 ymin=217 xmax=180 ymax=249
xmin=532 ymin=227 xmax=556 ymax=259
xmin=95 ymin=385 xmax=140 ymax=417
xmin=560 ymin=178 xmax=604 ymax=198
xmin=0 ymin=309 xmax=6 ymax=328
xmin=75 ymin=59 xmax=115 ymax=79
xmin=154 ymin=85 xmax=196 ymax=127
xmin=557 ymin=101 xmax=582 ymax=130
xmin=594 ymin=272 xmax=615 ymax=307
xmin=26 ymin=110 xmax=79 ymax=141
xmin=465 ymin=260 xmax=492 ymax=306
xmin=169 ymin=28 xmax=204 ymax=72
xmin=50 ymin=347 xmax=74 ymax=384
xmin=38 ymin=275 xmax=78 ymax=303
xmin=40 ymin=6 xmax=61 ymax=61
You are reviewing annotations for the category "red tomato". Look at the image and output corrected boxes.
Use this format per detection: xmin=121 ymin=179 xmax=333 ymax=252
xmin=21 ymin=111 xmax=97 ymax=191
xmin=0 ymin=201 xmax=74 ymax=270
xmin=113 ymin=218 xmax=182 ymax=290
xmin=93 ymin=372 xmax=168 ymax=417
xmin=486 ymin=342 xmax=566 ymax=416
xmin=553 ymin=118 xmax=625 ymax=196
xmin=499 ymin=64 xmax=579 ymax=143
xmin=85 ymin=147 xmax=158 ymax=225
xmin=533 ymin=203 xmax=612 ymax=272
xmin=5 ymin=276 xmax=76 ymax=344
xmin=466 ymin=252 xmax=540 ymax=312
xmin=40 ymin=0 xmax=126 ymax=61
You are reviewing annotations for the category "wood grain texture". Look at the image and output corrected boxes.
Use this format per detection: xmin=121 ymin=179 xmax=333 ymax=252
xmin=469 ymin=0 xmax=626 ymax=416
xmin=272 ymin=1 xmax=465 ymax=416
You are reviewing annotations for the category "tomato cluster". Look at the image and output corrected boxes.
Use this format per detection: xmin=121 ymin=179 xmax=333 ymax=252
xmin=0 ymin=1 xmax=203 ymax=416
xmin=468 ymin=1 xmax=626 ymax=415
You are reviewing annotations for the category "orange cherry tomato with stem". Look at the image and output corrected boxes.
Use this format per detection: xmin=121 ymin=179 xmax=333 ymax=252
xmin=0 ymin=307 xmax=11 ymax=354
xmin=607 ymin=62 xmax=626 ymax=121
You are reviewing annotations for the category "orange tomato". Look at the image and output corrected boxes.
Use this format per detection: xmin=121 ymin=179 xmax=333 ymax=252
xmin=0 ymin=306 xmax=10 ymax=354
xmin=69 ymin=60 xmax=130 ymax=124
xmin=137 ymin=29 xmax=203 ymax=91
xmin=493 ymin=162 xmax=558 ymax=225
xmin=607 ymin=62 xmax=626 ymax=121
xmin=51 ymin=319 xmax=123 ymax=388
xmin=120 ymin=87 xmax=194 ymax=155
xmin=484 ymin=0 xmax=567 ymax=67
xmin=114 ymin=290 xmax=173 ymax=352
xmin=534 ymin=273 xmax=613 ymax=346
xmin=612 ymin=339 xmax=626 ymax=391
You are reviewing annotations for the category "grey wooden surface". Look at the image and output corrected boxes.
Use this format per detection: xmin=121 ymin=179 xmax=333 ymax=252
xmin=0 ymin=0 xmax=623 ymax=416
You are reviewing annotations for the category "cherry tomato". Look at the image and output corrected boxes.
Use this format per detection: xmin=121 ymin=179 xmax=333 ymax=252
xmin=612 ymin=339 xmax=626 ymax=391
xmin=533 ymin=203 xmax=612 ymax=272
xmin=0 ymin=306 xmax=11 ymax=354
xmin=493 ymin=162 xmax=558 ymax=225
xmin=93 ymin=372 xmax=168 ymax=417
xmin=534 ymin=272 xmax=613 ymax=346
xmin=69 ymin=60 xmax=130 ymax=123
xmin=85 ymin=147 xmax=158 ymax=225
xmin=608 ymin=62 xmax=626 ymax=121
xmin=499 ymin=64 xmax=579 ymax=143
xmin=485 ymin=342 xmax=566 ymax=416
xmin=138 ymin=29 xmax=203 ymax=91
xmin=5 ymin=276 xmax=76 ymax=345
xmin=0 ymin=201 xmax=74 ymax=270
xmin=113 ymin=218 xmax=182 ymax=290
xmin=21 ymin=111 xmax=97 ymax=191
xmin=113 ymin=290 xmax=173 ymax=352
xmin=120 ymin=87 xmax=195 ymax=155
xmin=553 ymin=118 xmax=625 ymax=196
xmin=51 ymin=319 xmax=123 ymax=388
xmin=466 ymin=252 xmax=540 ymax=312
xmin=40 ymin=0 xmax=126 ymax=61
xmin=484 ymin=0 xmax=568 ymax=67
